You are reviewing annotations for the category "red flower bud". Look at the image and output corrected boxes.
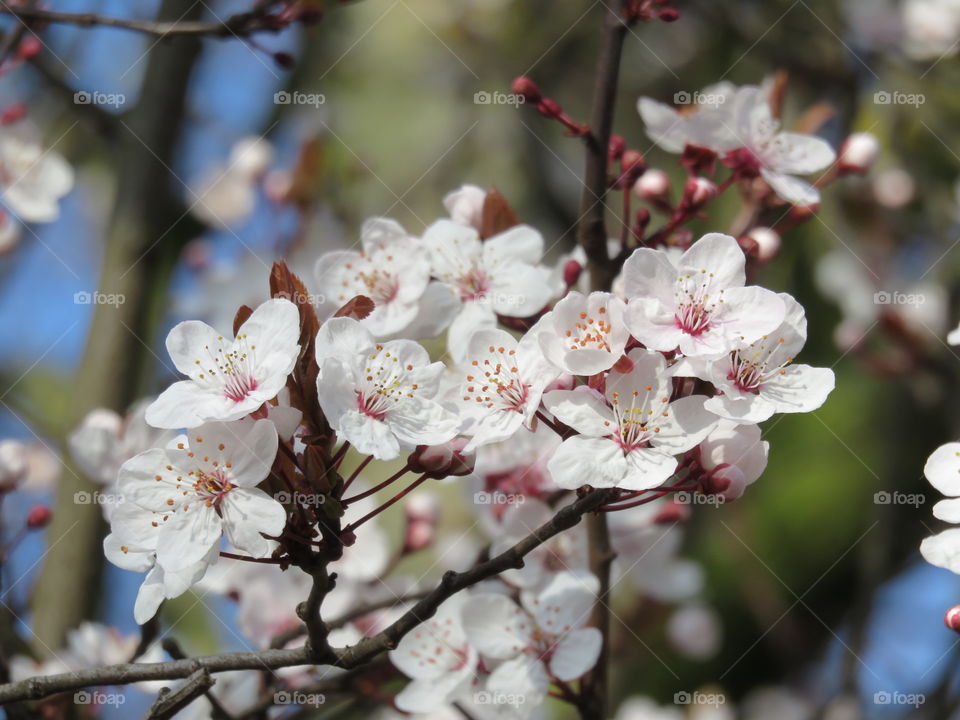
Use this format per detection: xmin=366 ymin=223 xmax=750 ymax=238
xmin=537 ymin=98 xmax=563 ymax=119
xmin=26 ymin=505 xmax=51 ymax=529
xmin=681 ymin=177 xmax=717 ymax=212
xmin=563 ymin=259 xmax=583 ymax=288
xmin=946 ymin=605 xmax=960 ymax=633
xmin=1 ymin=102 xmax=27 ymax=126
xmin=658 ymin=8 xmax=681 ymax=21
xmin=608 ymin=134 xmax=626 ymax=162
xmin=409 ymin=438 xmax=475 ymax=479
xmin=511 ymin=76 xmax=542 ymax=104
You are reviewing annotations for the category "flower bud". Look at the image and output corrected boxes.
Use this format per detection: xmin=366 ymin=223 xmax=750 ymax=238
xmin=409 ymin=438 xmax=475 ymax=478
xmin=608 ymin=134 xmax=625 ymax=162
xmin=511 ymin=76 xmax=541 ymax=104
xmin=654 ymin=498 xmax=691 ymax=524
xmin=946 ymin=605 xmax=960 ymax=633
xmin=658 ymin=8 xmax=681 ymax=21
xmin=1 ymin=102 xmax=26 ymax=126
xmin=404 ymin=520 xmax=434 ymax=553
xmin=680 ymin=177 xmax=717 ymax=212
xmin=563 ymin=259 xmax=583 ymax=288
xmin=742 ymin=226 xmax=781 ymax=263
xmin=405 ymin=492 xmax=439 ymax=525
xmin=536 ymin=97 xmax=563 ymax=119
xmin=634 ymin=168 xmax=671 ymax=204
xmin=620 ymin=150 xmax=646 ymax=184
xmin=706 ymin=464 xmax=747 ymax=501
xmin=26 ymin=505 xmax=51 ymax=529
xmin=16 ymin=36 xmax=41 ymax=61
xmin=838 ymin=132 xmax=879 ymax=174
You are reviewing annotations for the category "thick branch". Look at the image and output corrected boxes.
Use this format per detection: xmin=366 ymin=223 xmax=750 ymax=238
xmin=0 ymin=489 xmax=614 ymax=704
xmin=143 ymin=668 xmax=215 ymax=720
xmin=579 ymin=0 xmax=631 ymax=293
xmin=0 ymin=4 xmax=287 ymax=39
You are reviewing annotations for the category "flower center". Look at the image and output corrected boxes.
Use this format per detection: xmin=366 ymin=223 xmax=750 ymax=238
xmin=190 ymin=468 xmax=234 ymax=508
xmin=608 ymin=389 xmax=670 ymax=452
xmin=355 ymin=268 xmax=399 ymax=306
xmin=673 ymin=272 xmax=723 ymax=337
xmin=563 ymin=306 xmax=612 ymax=351
xmin=195 ymin=333 xmax=260 ymax=403
xmin=356 ymin=344 xmax=419 ymax=420
xmin=728 ymin=336 xmax=791 ymax=394
xmin=464 ymin=345 xmax=528 ymax=413
xmin=456 ymin=267 xmax=490 ymax=301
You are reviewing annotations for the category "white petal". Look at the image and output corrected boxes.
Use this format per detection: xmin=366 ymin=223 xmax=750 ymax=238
xmin=921 ymin=528 xmax=960 ymax=574
xmin=461 ymin=594 xmax=531 ymax=659
xmin=156 ymin=506 xmax=222 ymax=572
xmin=926 ymin=443 xmax=960 ymax=496
xmin=933 ymin=498 xmax=960 ymax=524
xmin=221 ymin=488 xmax=286 ymax=557
xmin=316 ymin=316 xmax=374 ymax=365
xmin=760 ymin=168 xmax=820 ymax=206
xmin=542 ymin=389 xmax=614 ymax=436
xmin=620 ymin=449 xmax=678 ymax=491
xmin=547 ymin=436 xmax=626 ymax=490
xmin=549 ymin=628 xmax=602 ymax=681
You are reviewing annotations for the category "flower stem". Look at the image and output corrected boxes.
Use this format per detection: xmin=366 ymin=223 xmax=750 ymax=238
xmin=342 ymin=455 xmax=374 ymax=494
xmin=342 ymin=464 xmax=410 ymax=505
xmin=342 ymin=473 xmax=429 ymax=534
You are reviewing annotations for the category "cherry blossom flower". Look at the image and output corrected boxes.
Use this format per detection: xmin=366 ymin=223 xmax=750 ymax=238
xmin=674 ymin=294 xmax=835 ymax=423
xmin=461 ymin=571 xmax=602 ymax=709
xmin=532 ymin=291 xmax=629 ymax=375
xmin=389 ymin=593 xmax=478 ymax=713
xmin=419 ymin=219 xmax=554 ymax=362
xmin=443 ymin=184 xmax=487 ymax=230
xmin=314 ymin=218 xmax=433 ymax=337
xmin=920 ymin=442 xmax=960 ymax=573
xmin=0 ymin=126 xmax=74 ymax=223
xmin=637 ymin=82 xmax=741 ymax=155
xmin=191 ymin=136 xmax=273 ymax=228
xmin=115 ymin=418 xmax=285 ymax=574
xmin=145 ymin=298 xmax=301 ymax=429
xmin=456 ymin=328 xmax=560 ymax=451
xmin=698 ymin=420 xmax=769 ymax=500
xmin=315 ymin=317 xmax=459 ymax=460
xmin=623 ymin=233 xmax=785 ymax=357
xmin=543 ymin=349 xmax=716 ymax=491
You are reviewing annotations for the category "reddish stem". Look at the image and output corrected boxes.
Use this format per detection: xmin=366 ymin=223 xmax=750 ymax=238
xmin=342 ymin=464 xmax=411 ymax=505
xmin=343 ymin=455 xmax=374 ymax=494
xmin=343 ymin=474 xmax=430 ymax=534
xmin=220 ymin=551 xmax=287 ymax=564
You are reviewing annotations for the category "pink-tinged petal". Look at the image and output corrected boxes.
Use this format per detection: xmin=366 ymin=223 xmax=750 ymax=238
xmin=624 ymin=297 xmax=686 ymax=353
xmin=339 ymin=411 xmax=400 ymax=460
xmin=462 ymin=594 xmax=532 ymax=659
xmin=145 ymin=381 xmax=254 ymax=429
xmin=533 ymin=571 xmax=599 ymax=631
xmin=165 ymin=320 xmax=226 ymax=379
xmin=934 ymin=498 xmax=960 ymax=524
xmin=484 ymin=224 xmax=544 ymax=266
xmin=487 ymin=654 xmax=549 ymax=704
xmin=156 ymin=505 xmax=222 ymax=572
xmin=651 ymin=395 xmax=717 ymax=454
xmin=921 ymin=528 xmax=960 ymax=574
xmin=316 ymin=317 xmax=374 ymax=365
xmin=193 ymin=419 xmax=277 ymax=488
xmin=620 ymin=449 xmax=678 ymax=491
xmin=606 ymin=348 xmax=670 ymax=404
xmin=221 ymin=488 xmax=286 ymax=557
xmin=547 ymin=436 xmax=626 ymax=490
xmin=550 ymin=628 xmax=602 ymax=681
xmin=678 ymin=233 xmax=745 ymax=290
xmin=713 ymin=285 xmax=786 ymax=346
xmin=700 ymin=421 xmax=768 ymax=485
xmin=760 ymin=167 xmax=820 ymax=206
xmin=314 ymin=249 xmax=362 ymax=303
xmin=926 ymin=443 xmax=960 ymax=497
xmin=762 ymin=365 xmax=835 ymax=415
xmin=542 ymin=389 xmax=614 ymax=436
xmin=622 ymin=247 xmax=677 ymax=303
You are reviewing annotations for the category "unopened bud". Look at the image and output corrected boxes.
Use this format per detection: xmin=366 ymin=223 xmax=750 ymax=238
xmin=634 ymin=168 xmax=671 ymax=203
xmin=742 ymin=226 xmax=781 ymax=262
xmin=633 ymin=207 xmax=651 ymax=237
xmin=608 ymin=134 xmax=625 ymax=162
xmin=1 ymin=102 xmax=26 ymax=126
xmin=405 ymin=492 xmax=439 ymax=525
xmin=511 ymin=76 xmax=542 ymax=104
xmin=409 ymin=438 xmax=475 ymax=478
xmin=537 ymin=97 xmax=563 ymax=119
xmin=681 ymin=177 xmax=717 ymax=211
xmin=620 ymin=150 xmax=646 ymax=184
xmin=26 ymin=505 xmax=51 ymax=529
xmin=654 ymin=498 xmax=691 ymax=524
xmin=707 ymin=465 xmax=747 ymax=501
xmin=838 ymin=132 xmax=879 ymax=174
xmin=658 ymin=8 xmax=681 ymax=21
xmin=946 ymin=605 xmax=960 ymax=633
xmin=404 ymin=520 xmax=434 ymax=552
xmin=16 ymin=36 xmax=41 ymax=61
xmin=563 ymin=259 xmax=583 ymax=288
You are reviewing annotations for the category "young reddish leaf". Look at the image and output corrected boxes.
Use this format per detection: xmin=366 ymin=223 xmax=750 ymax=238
xmin=479 ymin=187 xmax=520 ymax=239
xmin=232 ymin=305 xmax=253 ymax=337
xmin=334 ymin=295 xmax=375 ymax=320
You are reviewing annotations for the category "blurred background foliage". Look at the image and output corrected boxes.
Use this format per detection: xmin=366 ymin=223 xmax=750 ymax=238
xmin=3 ymin=0 xmax=960 ymax=717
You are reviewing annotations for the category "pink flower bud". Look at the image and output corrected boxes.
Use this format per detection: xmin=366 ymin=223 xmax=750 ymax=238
xmin=511 ymin=76 xmax=542 ymax=104
xmin=404 ymin=520 xmax=434 ymax=552
xmin=409 ymin=438 xmax=475 ymax=478
xmin=681 ymin=177 xmax=717 ymax=211
xmin=563 ymin=259 xmax=583 ymax=288
xmin=26 ymin=505 xmax=51 ymax=529
xmin=707 ymin=464 xmax=746 ymax=501
xmin=633 ymin=168 xmax=670 ymax=203
xmin=620 ymin=150 xmax=646 ymax=183
xmin=658 ymin=8 xmax=680 ymax=21
xmin=608 ymin=134 xmax=626 ymax=162
xmin=838 ymin=132 xmax=879 ymax=174
xmin=405 ymin=492 xmax=439 ymax=525
xmin=742 ymin=226 xmax=781 ymax=263
xmin=1 ymin=102 xmax=26 ymax=126
xmin=537 ymin=97 xmax=563 ymax=119
xmin=654 ymin=498 xmax=691 ymax=525
xmin=16 ymin=36 xmax=41 ymax=61
xmin=946 ymin=605 xmax=960 ymax=633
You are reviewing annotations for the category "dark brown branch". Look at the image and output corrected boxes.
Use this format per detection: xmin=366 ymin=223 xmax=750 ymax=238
xmin=0 ymin=489 xmax=614 ymax=705
xmin=0 ymin=4 xmax=288 ymax=39
xmin=579 ymin=0 xmax=631 ymax=294
xmin=143 ymin=668 xmax=215 ymax=720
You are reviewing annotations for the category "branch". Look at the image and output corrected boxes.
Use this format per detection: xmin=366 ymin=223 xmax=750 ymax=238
xmin=579 ymin=0 xmax=631 ymax=294
xmin=0 ymin=489 xmax=614 ymax=704
xmin=0 ymin=4 xmax=289 ymax=39
xmin=143 ymin=668 xmax=215 ymax=720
